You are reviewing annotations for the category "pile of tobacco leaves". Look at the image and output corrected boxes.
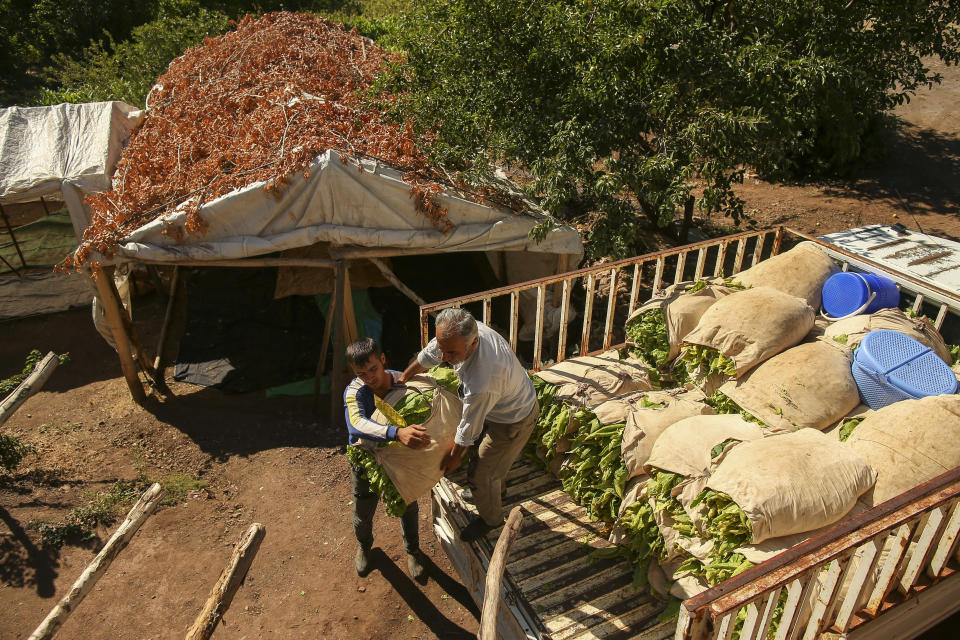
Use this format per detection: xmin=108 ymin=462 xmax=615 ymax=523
xmin=70 ymin=11 xmax=523 ymax=268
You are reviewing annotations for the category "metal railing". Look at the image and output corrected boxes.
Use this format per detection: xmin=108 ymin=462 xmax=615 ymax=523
xmin=419 ymin=226 xmax=785 ymax=368
xmin=675 ymin=466 xmax=960 ymax=640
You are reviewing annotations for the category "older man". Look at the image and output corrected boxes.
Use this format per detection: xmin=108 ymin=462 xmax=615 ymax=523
xmin=400 ymin=308 xmax=538 ymax=541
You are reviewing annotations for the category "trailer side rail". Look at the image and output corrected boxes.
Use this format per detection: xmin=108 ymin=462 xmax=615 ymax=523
xmin=419 ymin=227 xmax=785 ymax=368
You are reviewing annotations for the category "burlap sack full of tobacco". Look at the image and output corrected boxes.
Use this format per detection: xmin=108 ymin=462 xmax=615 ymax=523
xmin=368 ymin=384 xmax=462 ymax=505
xmin=532 ymin=349 xmax=655 ymax=406
xmin=845 ymin=394 xmax=960 ymax=507
xmin=823 ymin=307 xmax=954 ymax=365
xmin=620 ymin=388 xmax=715 ymax=480
xmin=717 ymin=340 xmax=861 ymax=432
xmin=624 ymin=279 xmax=740 ymax=368
xmin=680 ymin=286 xmax=815 ymax=386
xmin=733 ymin=242 xmax=839 ymax=309
xmin=701 ymin=428 xmax=876 ymax=544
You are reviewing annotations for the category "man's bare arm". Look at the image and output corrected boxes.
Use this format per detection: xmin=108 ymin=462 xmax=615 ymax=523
xmin=399 ymin=359 xmax=428 ymax=383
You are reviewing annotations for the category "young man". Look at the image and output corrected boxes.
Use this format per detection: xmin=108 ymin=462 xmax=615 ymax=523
xmin=344 ymin=337 xmax=431 ymax=579
xmin=400 ymin=308 xmax=539 ymax=542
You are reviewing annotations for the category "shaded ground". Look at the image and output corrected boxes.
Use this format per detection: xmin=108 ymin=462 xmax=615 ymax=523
xmin=3 ymin=61 xmax=960 ymax=640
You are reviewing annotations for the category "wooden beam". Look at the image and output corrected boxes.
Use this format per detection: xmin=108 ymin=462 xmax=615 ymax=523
xmin=0 ymin=202 xmax=27 ymax=268
xmin=367 ymin=258 xmax=428 ymax=307
xmin=91 ymin=266 xmax=146 ymax=403
xmin=135 ymin=257 xmax=336 ymax=268
xmin=0 ymin=352 xmax=59 ymax=427
xmin=330 ymin=260 xmax=347 ymax=428
xmin=479 ymin=506 xmax=525 ymax=640
xmin=185 ymin=523 xmax=266 ymax=640
xmin=28 ymin=483 xmax=165 ymax=640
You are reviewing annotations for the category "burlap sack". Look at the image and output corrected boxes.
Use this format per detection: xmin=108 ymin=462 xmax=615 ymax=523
xmin=533 ymin=349 xmax=655 ymax=406
xmin=822 ymin=404 xmax=873 ymax=441
xmin=822 ymin=307 xmax=953 ymax=365
xmin=371 ymin=386 xmax=462 ymax=505
xmin=733 ymin=242 xmax=839 ymax=309
xmin=644 ymin=413 xmax=768 ymax=478
xmin=707 ymin=428 xmax=877 ymax=544
xmin=592 ymin=390 xmax=650 ymax=426
xmin=846 ymin=394 xmax=960 ymax=507
xmin=626 ymin=279 xmax=736 ymax=361
xmin=683 ymin=287 xmax=815 ymax=377
xmin=718 ymin=341 xmax=860 ymax=431
xmin=621 ymin=388 xmax=715 ymax=480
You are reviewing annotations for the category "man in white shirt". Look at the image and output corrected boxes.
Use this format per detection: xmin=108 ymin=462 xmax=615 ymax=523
xmin=401 ymin=308 xmax=539 ymax=541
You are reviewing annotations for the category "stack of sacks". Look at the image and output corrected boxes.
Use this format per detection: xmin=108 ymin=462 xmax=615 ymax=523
xmin=528 ymin=350 xmax=656 ymax=474
xmin=624 ymin=278 xmax=744 ymax=384
xmin=714 ymin=340 xmax=861 ymax=432
xmin=611 ymin=417 xmax=876 ymax=601
xmin=844 ymin=394 xmax=960 ymax=508
xmin=678 ymin=286 xmax=815 ymax=394
xmin=347 ymin=367 xmax=462 ymax=517
xmin=612 ymin=415 xmax=768 ymax=595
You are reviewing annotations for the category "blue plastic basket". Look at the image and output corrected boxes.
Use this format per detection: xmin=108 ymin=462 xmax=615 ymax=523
xmin=852 ymin=329 xmax=958 ymax=410
xmin=822 ymin=272 xmax=900 ymax=319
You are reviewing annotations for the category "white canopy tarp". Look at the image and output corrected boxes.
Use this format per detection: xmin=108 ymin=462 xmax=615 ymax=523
xmin=114 ymin=149 xmax=582 ymax=262
xmin=0 ymin=101 xmax=143 ymax=238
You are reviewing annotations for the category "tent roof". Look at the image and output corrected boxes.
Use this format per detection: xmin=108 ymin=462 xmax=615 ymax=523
xmin=111 ymin=149 xmax=583 ymax=264
xmin=0 ymin=101 xmax=142 ymax=206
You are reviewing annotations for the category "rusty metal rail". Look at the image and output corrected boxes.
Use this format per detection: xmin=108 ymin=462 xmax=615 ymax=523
xmin=419 ymin=227 xmax=785 ymax=368
xmin=675 ymin=465 xmax=960 ymax=640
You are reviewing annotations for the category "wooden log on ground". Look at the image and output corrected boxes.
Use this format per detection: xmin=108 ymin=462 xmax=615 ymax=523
xmin=185 ymin=523 xmax=266 ymax=640
xmin=90 ymin=265 xmax=146 ymax=403
xmin=479 ymin=506 xmax=525 ymax=640
xmin=28 ymin=483 xmax=165 ymax=640
xmin=0 ymin=351 xmax=59 ymax=427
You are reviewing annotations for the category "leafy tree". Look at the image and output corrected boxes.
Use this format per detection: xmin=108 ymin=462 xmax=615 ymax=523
xmin=389 ymin=0 xmax=960 ymax=258
xmin=37 ymin=3 xmax=232 ymax=107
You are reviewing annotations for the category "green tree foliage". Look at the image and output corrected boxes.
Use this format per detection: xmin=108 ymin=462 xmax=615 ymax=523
xmin=4 ymin=0 xmax=377 ymax=106
xmin=37 ymin=3 xmax=232 ymax=107
xmin=390 ymin=0 xmax=960 ymax=258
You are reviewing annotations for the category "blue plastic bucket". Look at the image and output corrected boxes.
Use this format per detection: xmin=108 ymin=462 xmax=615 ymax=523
xmin=821 ymin=272 xmax=900 ymax=319
xmin=852 ymin=329 xmax=958 ymax=410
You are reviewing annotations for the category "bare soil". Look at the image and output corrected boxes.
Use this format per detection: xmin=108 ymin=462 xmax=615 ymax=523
xmin=3 ymin=61 xmax=960 ymax=640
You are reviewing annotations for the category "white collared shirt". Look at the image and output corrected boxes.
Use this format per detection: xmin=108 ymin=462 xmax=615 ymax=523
xmin=418 ymin=321 xmax=537 ymax=446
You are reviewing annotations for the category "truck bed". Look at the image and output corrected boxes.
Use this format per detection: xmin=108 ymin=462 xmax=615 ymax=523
xmin=432 ymin=458 xmax=675 ymax=640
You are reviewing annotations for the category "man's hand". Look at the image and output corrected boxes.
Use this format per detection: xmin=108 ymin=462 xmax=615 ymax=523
xmin=399 ymin=361 xmax=428 ymax=383
xmin=440 ymin=443 xmax=466 ymax=474
xmin=397 ymin=425 xmax=431 ymax=450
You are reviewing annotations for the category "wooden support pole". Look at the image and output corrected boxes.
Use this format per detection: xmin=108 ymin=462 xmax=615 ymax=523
xmin=185 ymin=523 xmax=266 ymax=640
xmin=479 ymin=506 xmax=525 ymax=640
xmin=330 ymin=260 xmax=347 ymax=429
xmin=28 ymin=483 xmax=165 ymax=640
xmin=553 ymin=254 xmax=570 ymax=306
xmin=91 ymin=266 xmax=146 ymax=403
xmin=0 ymin=351 xmax=60 ymax=427
xmin=153 ymin=266 xmax=186 ymax=391
xmin=0 ymin=202 xmax=27 ymax=268
xmin=313 ymin=275 xmax=337 ymax=414
xmin=367 ymin=257 xmax=428 ymax=307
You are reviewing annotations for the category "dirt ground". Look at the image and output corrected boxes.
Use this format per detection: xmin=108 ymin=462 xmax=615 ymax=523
xmin=2 ymin=61 xmax=960 ymax=640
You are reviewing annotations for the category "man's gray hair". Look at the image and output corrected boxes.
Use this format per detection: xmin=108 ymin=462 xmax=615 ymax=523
xmin=436 ymin=307 xmax=478 ymax=343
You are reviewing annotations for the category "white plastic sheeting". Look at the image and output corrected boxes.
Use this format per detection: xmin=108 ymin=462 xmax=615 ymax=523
xmin=113 ymin=149 xmax=583 ymax=263
xmin=0 ymin=101 xmax=143 ymax=238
